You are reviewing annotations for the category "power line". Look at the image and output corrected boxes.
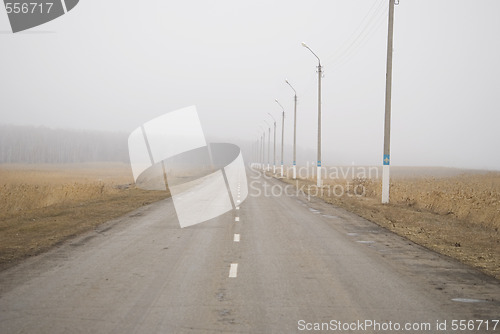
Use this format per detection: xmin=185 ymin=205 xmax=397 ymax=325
xmin=329 ymin=5 xmax=389 ymax=71
xmin=324 ymin=0 xmax=389 ymax=70
xmin=325 ymin=0 xmax=385 ymax=62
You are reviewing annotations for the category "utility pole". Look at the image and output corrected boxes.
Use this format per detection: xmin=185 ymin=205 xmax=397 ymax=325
xmin=281 ymin=108 xmax=285 ymax=178
xmin=268 ymin=113 xmax=277 ymax=174
xmin=257 ymin=136 xmax=260 ymax=169
xmin=262 ymin=133 xmax=265 ymax=169
xmin=275 ymin=99 xmax=285 ymax=178
xmin=264 ymin=120 xmax=271 ymax=171
xmin=259 ymin=125 xmax=266 ymax=171
xmin=382 ymin=0 xmax=396 ymax=204
xmin=286 ymin=80 xmax=298 ymax=179
xmin=317 ymin=63 xmax=322 ymax=187
xmin=252 ymin=141 xmax=255 ymax=167
xmin=302 ymin=42 xmax=322 ymax=187
xmin=260 ymin=134 xmax=263 ymax=169
xmin=255 ymin=141 xmax=258 ymax=167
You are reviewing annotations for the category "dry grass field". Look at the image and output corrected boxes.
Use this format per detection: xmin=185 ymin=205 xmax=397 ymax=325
xmin=280 ymin=167 xmax=500 ymax=279
xmin=0 ymin=163 xmax=170 ymax=270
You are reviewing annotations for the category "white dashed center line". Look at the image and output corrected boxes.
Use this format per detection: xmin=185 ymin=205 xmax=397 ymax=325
xmin=229 ymin=263 xmax=238 ymax=278
xmin=230 ymin=185 xmax=241 ymax=279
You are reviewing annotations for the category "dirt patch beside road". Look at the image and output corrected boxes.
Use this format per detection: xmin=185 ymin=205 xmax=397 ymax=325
xmin=0 ymin=163 xmax=170 ymax=270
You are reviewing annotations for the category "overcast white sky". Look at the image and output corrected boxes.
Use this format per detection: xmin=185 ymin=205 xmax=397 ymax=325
xmin=1 ymin=0 xmax=499 ymax=170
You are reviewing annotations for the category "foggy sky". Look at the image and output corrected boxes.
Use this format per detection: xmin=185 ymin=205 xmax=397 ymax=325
xmin=1 ymin=0 xmax=499 ymax=170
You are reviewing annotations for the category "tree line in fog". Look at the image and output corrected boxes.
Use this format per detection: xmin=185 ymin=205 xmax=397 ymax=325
xmin=0 ymin=125 xmax=129 ymax=164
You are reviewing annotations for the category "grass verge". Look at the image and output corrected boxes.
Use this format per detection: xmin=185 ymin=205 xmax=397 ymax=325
xmin=277 ymin=169 xmax=500 ymax=280
xmin=0 ymin=163 xmax=170 ymax=270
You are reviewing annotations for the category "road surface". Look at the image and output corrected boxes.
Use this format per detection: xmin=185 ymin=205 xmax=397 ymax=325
xmin=1 ymin=170 xmax=499 ymax=333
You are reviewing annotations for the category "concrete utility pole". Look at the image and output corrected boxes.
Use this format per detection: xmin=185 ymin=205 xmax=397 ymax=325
xmin=382 ymin=0 xmax=396 ymax=204
xmin=302 ymin=42 xmax=322 ymax=187
xmin=267 ymin=113 xmax=277 ymax=174
xmin=255 ymin=139 xmax=259 ymax=168
xmin=258 ymin=134 xmax=263 ymax=169
xmin=259 ymin=126 xmax=266 ymax=170
xmin=260 ymin=134 xmax=263 ymax=169
xmin=286 ymin=79 xmax=298 ymax=179
xmin=264 ymin=120 xmax=271 ymax=171
xmin=262 ymin=133 xmax=265 ymax=169
xmin=255 ymin=141 xmax=258 ymax=167
xmin=252 ymin=141 xmax=255 ymax=166
xmin=275 ymin=99 xmax=285 ymax=178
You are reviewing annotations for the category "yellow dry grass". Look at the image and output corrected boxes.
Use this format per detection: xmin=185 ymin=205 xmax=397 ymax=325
xmin=0 ymin=163 xmax=170 ymax=269
xmin=341 ymin=172 xmax=500 ymax=229
xmin=0 ymin=163 xmax=130 ymax=215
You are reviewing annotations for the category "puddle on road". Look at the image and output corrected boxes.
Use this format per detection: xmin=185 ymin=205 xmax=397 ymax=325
xmin=356 ymin=241 xmax=375 ymax=244
xmin=321 ymin=215 xmax=338 ymax=219
xmin=347 ymin=233 xmax=358 ymax=236
xmin=451 ymin=298 xmax=488 ymax=303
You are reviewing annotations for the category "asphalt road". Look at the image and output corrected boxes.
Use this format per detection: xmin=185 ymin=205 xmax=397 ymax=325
xmin=1 ymin=170 xmax=499 ymax=333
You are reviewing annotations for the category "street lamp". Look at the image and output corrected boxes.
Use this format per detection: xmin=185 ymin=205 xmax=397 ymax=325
xmin=263 ymin=120 xmax=271 ymax=171
xmin=254 ymin=137 xmax=260 ymax=169
xmin=259 ymin=125 xmax=266 ymax=170
xmin=256 ymin=131 xmax=264 ymax=169
xmin=252 ymin=140 xmax=256 ymax=167
xmin=256 ymin=132 xmax=263 ymax=169
xmin=275 ymin=99 xmax=285 ymax=178
xmin=261 ymin=133 xmax=265 ymax=169
xmin=285 ymin=79 xmax=298 ymax=179
xmin=302 ymin=42 xmax=322 ymax=187
xmin=267 ymin=113 xmax=277 ymax=174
